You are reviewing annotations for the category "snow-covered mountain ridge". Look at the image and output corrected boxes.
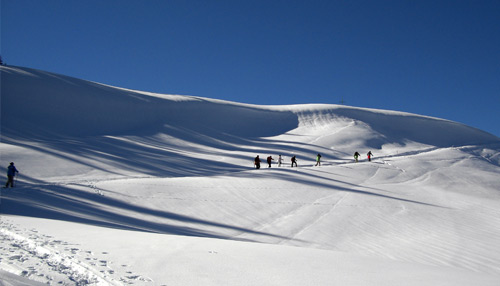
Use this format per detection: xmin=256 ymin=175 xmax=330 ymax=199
xmin=1 ymin=65 xmax=500 ymax=285
xmin=3 ymin=65 xmax=499 ymax=141
xmin=2 ymin=65 xmax=498 ymax=180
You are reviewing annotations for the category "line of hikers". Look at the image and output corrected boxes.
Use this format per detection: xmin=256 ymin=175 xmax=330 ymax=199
xmin=354 ymin=151 xmax=373 ymax=162
xmin=4 ymin=152 xmax=375 ymax=185
xmin=254 ymin=155 xmax=300 ymax=169
xmin=254 ymin=151 xmax=373 ymax=169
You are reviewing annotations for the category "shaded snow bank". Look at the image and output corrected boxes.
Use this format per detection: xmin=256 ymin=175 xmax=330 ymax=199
xmin=2 ymin=65 xmax=498 ymax=146
xmin=1 ymin=66 xmax=298 ymax=138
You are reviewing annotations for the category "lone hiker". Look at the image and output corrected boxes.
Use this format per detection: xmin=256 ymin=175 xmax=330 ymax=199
xmin=254 ymin=155 xmax=261 ymax=169
xmin=315 ymin=153 xmax=322 ymax=166
xmin=291 ymin=156 xmax=298 ymax=167
xmin=5 ymin=162 xmax=19 ymax=188
xmin=267 ymin=156 xmax=274 ymax=168
xmin=354 ymin=152 xmax=360 ymax=162
xmin=367 ymin=151 xmax=373 ymax=162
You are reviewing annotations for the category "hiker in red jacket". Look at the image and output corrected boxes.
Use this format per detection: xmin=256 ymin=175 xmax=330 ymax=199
xmin=267 ymin=156 xmax=274 ymax=168
xmin=367 ymin=151 xmax=373 ymax=162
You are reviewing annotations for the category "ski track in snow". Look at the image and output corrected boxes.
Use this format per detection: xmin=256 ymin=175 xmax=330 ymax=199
xmin=280 ymin=191 xmax=351 ymax=245
xmin=0 ymin=219 xmax=153 ymax=285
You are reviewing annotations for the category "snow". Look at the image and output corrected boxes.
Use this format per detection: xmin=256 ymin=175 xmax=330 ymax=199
xmin=1 ymin=65 xmax=500 ymax=285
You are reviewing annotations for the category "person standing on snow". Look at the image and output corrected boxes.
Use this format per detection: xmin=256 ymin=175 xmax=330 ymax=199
xmin=277 ymin=155 xmax=283 ymax=167
xmin=291 ymin=156 xmax=298 ymax=167
xmin=354 ymin=152 xmax=360 ymax=162
xmin=367 ymin=151 xmax=373 ymax=162
xmin=254 ymin=155 xmax=261 ymax=169
xmin=5 ymin=162 xmax=19 ymax=188
xmin=315 ymin=153 xmax=322 ymax=166
xmin=267 ymin=156 xmax=274 ymax=168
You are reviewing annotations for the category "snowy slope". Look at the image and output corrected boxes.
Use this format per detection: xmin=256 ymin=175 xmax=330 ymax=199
xmin=1 ymin=65 xmax=500 ymax=285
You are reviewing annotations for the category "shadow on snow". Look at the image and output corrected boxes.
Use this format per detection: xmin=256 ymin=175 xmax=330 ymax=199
xmin=0 ymin=180 xmax=290 ymax=242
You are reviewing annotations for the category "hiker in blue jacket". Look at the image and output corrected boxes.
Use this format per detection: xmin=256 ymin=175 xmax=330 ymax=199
xmin=5 ymin=162 xmax=19 ymax=188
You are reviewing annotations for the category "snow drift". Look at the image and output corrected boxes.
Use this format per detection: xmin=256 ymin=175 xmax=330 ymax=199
xmin=1 ymin=65 xmax=500 ymax=285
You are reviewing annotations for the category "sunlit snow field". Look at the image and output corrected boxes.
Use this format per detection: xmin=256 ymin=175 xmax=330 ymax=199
xmin=1 ymin=66 xmax=499 ymax=285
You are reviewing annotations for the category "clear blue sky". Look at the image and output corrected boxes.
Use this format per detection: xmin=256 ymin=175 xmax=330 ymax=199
xmin=2 ymin=0 xmax=499 ymax=137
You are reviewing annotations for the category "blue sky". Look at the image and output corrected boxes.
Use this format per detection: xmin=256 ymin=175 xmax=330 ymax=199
xmin=2 ymin=0 xmax=499 ymax=137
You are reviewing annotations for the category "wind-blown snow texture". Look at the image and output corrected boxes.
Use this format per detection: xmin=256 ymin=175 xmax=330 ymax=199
xmin=1 ymin=65 xmax=500 ymax=285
